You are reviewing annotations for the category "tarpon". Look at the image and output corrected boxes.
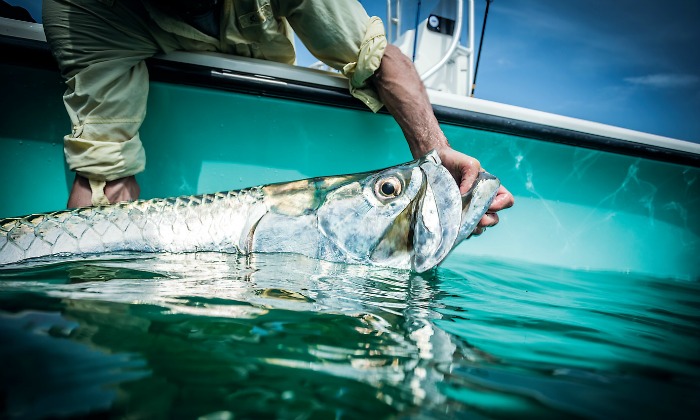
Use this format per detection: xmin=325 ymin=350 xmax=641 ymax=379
xmin=0 ymin=151 xmax=500 ymax=272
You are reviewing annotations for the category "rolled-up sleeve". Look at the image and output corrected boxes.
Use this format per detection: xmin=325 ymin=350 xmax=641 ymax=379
xmin=43 ymin=0 xmax=161 ymax=182
xmin=276 ymin=0 xmax=387 ymax=112
xmin=62 ymin=60 xmax=148 ymax=181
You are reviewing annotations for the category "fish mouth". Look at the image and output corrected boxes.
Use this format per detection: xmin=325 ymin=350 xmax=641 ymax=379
xmin=330 ymin=150 xmax=499 ymax=272
xmin=456 ymin=172 xmax=500 ymax=243
xmin=410 ymin=152 xmax=500 ymax=272
xmin=410 ymin=152 xmax=463 ymax=272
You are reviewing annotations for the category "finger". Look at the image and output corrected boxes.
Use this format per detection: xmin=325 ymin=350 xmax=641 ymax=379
xmin=458 ymin=160 xmax=482 ymax=195
xmin=489 ymin=186 xmax=515 ymax=211
xmin=478 ymin=212 xmax=499 ymax=228
xmin=435 ymin=148 xmax=486 ymax=195
xmin=473 ymin=214 xmax=498 ymax=237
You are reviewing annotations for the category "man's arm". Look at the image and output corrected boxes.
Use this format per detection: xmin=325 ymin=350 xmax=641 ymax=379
xmin=371 ymin=45 xmax=514 ymax=233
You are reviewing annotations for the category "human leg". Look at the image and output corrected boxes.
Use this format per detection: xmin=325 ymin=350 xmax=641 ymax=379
xmin=43 ymin=0 xmax=174 ymax=206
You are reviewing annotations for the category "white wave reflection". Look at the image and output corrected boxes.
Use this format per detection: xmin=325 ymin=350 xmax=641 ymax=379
xmin=0 ymin=251 xmax=464 ymax=417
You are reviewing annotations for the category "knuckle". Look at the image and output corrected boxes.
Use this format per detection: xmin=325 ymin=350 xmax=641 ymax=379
xmin=466 ymin=157 xmax=481 ymax=170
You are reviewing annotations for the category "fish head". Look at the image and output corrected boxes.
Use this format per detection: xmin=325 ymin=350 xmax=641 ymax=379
xmin=316 ymin=151 xmax=500 ymax=272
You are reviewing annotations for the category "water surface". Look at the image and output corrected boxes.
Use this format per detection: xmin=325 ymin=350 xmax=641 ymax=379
xmin=1 ymin=252 xmax=698 ymax=418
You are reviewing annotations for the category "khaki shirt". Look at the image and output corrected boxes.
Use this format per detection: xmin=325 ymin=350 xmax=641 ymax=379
xmin=43 ymin=0 xmax=387 ymax=204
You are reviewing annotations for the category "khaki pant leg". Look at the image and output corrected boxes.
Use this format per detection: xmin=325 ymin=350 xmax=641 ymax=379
xmin=42 ymin=0 xmax=181 ymax=182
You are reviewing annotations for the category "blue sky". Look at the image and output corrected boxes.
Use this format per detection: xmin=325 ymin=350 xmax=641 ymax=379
xmin=317 ymin=0 xmax=700 ymax=143
xmin=10 ymin=0 xmax=699 ymax=143
xmin=474 ymin=0 xmax=700 ymax=144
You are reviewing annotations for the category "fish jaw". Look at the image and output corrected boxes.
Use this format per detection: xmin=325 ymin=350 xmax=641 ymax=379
xmin=367 ymin=151 xmax=494 ymax=273
xmin=455 ymin=172 xmax=500 ymax=244
xmin=410 ymin=152 xmax=463 ymax=272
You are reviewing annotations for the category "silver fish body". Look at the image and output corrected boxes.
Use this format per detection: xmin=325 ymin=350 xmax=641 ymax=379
xmin=0 ymin=151 xmax=500 ymax=272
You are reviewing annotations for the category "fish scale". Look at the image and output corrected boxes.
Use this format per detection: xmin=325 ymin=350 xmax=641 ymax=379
xmin=0 ymin=188 xmax=264 ymax=265
xmin=0 ymin=152 xmax=500 ymax=272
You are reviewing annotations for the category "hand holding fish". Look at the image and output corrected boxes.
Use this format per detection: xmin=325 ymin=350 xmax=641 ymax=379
xmin=372 ymin=45 xmax=514 ymax=237
xmin=435 ymin=146 xmax=514 ymax=235
xmin=1 ymin=152 xmax=500 ymax=272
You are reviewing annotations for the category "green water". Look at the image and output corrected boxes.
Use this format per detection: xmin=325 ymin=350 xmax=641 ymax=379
xmin=1 ymin=253 xmax=698 ymax=419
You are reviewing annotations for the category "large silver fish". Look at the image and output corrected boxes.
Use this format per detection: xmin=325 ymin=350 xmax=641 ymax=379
xmin=0 ymin=151 xmax=499 ymax=272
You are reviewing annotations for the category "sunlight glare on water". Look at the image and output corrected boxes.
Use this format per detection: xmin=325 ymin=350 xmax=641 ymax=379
xmin=0 ymin=252 xmax=698 ymax=418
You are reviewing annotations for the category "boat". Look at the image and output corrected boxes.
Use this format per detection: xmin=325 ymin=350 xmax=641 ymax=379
xmin=0 ymin=1 xmax=698 ymax=280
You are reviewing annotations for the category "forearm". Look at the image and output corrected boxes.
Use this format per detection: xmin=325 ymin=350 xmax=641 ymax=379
xmin=371 ymin=45 xmax=449 ymax=158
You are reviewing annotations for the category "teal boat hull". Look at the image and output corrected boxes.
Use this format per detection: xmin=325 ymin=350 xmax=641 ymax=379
xmin=1 ymin=48 xmax=698 ymax=280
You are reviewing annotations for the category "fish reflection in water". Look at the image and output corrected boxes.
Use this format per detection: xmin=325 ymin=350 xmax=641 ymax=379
xmin=5 ymin=253 xmax=698 ymax=418
xmin=0 ymin=252 xmax=481 ymax=419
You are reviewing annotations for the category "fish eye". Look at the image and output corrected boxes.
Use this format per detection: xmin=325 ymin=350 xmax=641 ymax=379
xmin=375 ymin=176 xmax=402 ymax=198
